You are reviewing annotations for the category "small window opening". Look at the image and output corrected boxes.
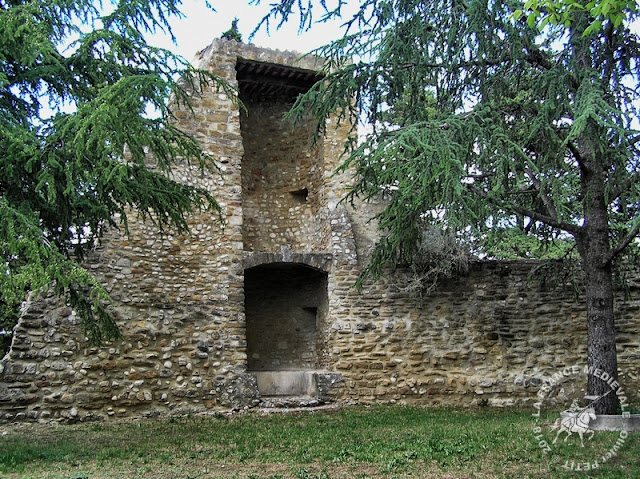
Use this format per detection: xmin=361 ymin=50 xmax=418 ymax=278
xmin=302 ymin=307 xmax=318 ymax=331
xmin=290 ymin=188 xmax=309 ymax=202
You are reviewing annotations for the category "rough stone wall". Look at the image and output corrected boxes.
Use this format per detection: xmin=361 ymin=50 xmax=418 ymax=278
xmin=328 ymin=260 xmax=640 ymax=407
xmin=1 ymin=39 xmax=639 ymax=423
xmin=0 ymin=40 xmax=345 ymax=422
xmin=241 ymin=102 xmax=327 ymax=252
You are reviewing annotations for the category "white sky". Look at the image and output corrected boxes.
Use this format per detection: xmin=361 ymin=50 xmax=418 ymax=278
xmin=150 ymin=1 xmax=348 ymax=61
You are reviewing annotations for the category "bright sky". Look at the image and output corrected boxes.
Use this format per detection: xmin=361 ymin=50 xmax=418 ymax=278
xmin=151 ymin=1 xmax=348 ymax=61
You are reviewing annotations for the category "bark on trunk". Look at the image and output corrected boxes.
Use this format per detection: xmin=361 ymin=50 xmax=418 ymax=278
xmin=582 ymin=251 xmax=620 ymax=415
xmin=576 ymin=140 xmax=620 ymax=415
xmin=575 ymin=129 xmax=619 ymax=414
xmin=575 ymin=127 xmax=620 ymax=415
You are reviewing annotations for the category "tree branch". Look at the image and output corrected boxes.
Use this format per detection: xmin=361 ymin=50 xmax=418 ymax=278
xmin=392 ymin=43 xmax=580 ymax=92
xmin=466 ymin=183 xmax=582 ymax=236
xmin=607 ymin=220 xmax=640 ymax=264
xmin=522 ymin=43 xmax=580 ymax=90
xmin=608 ymin=178 xmax=633 ymax=205
xmin=627 ymin=134 xmax=640 ymax=148
xmin=565 ymin=138 xmax=585 ymax=163
xmin=526 ymin=165 xmax=558 ymax=221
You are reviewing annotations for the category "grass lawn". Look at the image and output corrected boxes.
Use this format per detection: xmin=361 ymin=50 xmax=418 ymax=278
xmin=0 ymin=405 xmax=637 ymax=478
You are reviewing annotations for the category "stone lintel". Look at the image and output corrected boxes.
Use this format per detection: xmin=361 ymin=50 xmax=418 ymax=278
xmin=243 ymin=250 xmax=333 ymax=273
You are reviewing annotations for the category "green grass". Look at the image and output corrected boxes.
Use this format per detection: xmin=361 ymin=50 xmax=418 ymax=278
xmin=0 ymin=406 xmax=638 ymax=478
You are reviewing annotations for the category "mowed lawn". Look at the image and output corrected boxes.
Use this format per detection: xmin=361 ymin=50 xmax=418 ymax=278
xmin=0 ymin=405 xmax=638 ymax=478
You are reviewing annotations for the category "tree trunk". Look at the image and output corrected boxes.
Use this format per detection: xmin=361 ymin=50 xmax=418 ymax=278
xmin=575 ymin=130 xmax=619 ymax=415
xmin=575 ymin=137 xmax=620 ymax=415
xmin=582 ymin=248 xmax=620 ymax=415
xmin=571 ymin=7 xmax=620 ymax=416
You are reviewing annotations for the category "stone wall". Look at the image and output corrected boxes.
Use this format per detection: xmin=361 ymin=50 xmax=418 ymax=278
xmin=329 ymin=261 xmax=640 ymax=407
xmin=1 ymin=39 xmax=639 ymax=422
xmin=241 ymin=101 xmax=328 ymax=252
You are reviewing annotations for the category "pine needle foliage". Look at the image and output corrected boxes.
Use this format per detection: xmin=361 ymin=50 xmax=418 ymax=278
xmin=253 ymin=0 xmax=640 ymax=414
xmin=0 ymin=0 xmax=229 ymax=347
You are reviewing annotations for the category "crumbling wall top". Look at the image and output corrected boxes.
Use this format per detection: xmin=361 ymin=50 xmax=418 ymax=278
xmin=194 ymin=38 xmax=325 ymax=73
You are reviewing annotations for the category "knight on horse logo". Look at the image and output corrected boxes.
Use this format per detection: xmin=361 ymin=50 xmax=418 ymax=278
xmin=551 ymin=400 xmax=597 ymax=447
xmin=532 ymin=365 xmax=631 ymax=472
xmin=550 ymin=389 xmax=615 ymax=447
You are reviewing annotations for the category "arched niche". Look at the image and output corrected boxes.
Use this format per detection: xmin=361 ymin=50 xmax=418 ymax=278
xmin=244 ymin=262 xmax=329 ymax=372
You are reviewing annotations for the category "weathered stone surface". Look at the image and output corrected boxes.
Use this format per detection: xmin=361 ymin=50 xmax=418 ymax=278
xmin=315 ymin=372 xmax=344 ymax=402
xmin=214 ymin=373 xmax=260 ymax=409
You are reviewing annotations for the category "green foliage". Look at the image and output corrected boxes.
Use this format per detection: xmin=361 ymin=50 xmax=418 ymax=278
xmin=479 ymin=227 xmax=575 ymax=260
xmin=254 ymin=0 xmax=640 ymax=288
xmin=221 ymin=17 xmax=243 ymax=42
xmin=518 ymin=0 xmax=639 ymax=35
xmin=0 ymin=0 xmax=228 ymax=344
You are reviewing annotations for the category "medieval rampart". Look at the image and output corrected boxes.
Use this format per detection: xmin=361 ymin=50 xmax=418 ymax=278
xmin=1 ymin=40 xmax=639 ymax=422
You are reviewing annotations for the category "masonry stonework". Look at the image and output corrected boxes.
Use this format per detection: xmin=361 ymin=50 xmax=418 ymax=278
xmin=1 ymin=40 xmax=639 ymax=422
